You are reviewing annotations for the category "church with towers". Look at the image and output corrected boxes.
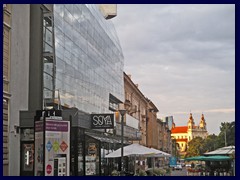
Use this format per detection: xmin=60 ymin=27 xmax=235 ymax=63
xmin=171 ymin=113 xmax=208 ymax=154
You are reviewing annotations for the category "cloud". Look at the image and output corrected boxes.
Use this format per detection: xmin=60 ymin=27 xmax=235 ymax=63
xmin=112 ymin=4 xmax=235 ymax=134
xmin=172 ymin=108 xmax=235 ymax=115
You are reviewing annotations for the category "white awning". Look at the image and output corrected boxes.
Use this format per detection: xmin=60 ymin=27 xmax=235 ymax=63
xmin=204 ymin=146 xmax=235 ymax=155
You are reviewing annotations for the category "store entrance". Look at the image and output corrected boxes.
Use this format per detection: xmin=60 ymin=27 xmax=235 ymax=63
xmin=20 ymin=141 xmax=34 ymax=176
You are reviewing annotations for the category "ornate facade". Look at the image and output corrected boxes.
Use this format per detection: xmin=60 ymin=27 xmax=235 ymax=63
xmin=171 ymin=113 xmax=208 ymax=154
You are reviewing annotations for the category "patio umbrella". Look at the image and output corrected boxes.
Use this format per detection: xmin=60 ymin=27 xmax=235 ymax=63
xmin=105 ymin=143 xmax=156 ymax=175
xmin=148 ymin=148 xmax=171 ymax=157
xmin=105 ymin=143 xmax=156 ymax=158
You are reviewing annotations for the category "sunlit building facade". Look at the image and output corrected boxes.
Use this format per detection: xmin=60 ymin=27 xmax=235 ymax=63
xmin=171 ymin=113 xmax=208 ymax=154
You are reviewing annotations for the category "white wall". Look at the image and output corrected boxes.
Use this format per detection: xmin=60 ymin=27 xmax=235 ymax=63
xmin=9 ymin=4 xmax=30 ymax=176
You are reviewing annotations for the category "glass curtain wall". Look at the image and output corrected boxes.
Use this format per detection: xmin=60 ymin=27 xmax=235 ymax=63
xmin=54 ymin=4 xmax=124 ymax=114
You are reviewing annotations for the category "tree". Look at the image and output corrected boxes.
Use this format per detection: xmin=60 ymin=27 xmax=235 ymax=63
xmin=216 ymin=121 xmax=235 ymax=148
xmin=185 ymin=137 xmax=204 ymax=157
xmin=202 ymin=134 xmax=218 ymax=152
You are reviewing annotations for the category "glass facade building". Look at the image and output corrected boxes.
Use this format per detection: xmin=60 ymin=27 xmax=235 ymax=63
xmin=54 ymin=4 xmax=124 ymax=113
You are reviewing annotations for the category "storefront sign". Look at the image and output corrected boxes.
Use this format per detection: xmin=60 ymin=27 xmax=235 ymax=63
xmin=91 ymin=114 xmax=114 ymax=129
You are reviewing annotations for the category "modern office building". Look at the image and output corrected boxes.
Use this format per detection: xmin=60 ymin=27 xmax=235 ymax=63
xmin=54 ymin=4 xmax=124 ymax=114
xmin=53 ymin=4 xmax=125 ymax=176
xmin=6 ymin=4 xmax=125 ymax=176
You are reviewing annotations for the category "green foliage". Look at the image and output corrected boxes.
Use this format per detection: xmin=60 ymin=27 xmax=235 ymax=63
xmin=202 ymin=134 xmax=218 ymax=152
xmin=111 ymin=170 xmax=119 ymax=176
xmin=165 ymin=167 xmax=171 ymax=175
xmin=185 ymin=137 xmax=204 ymax=157
xmin=153 ymin=168 xmax=167 ymax=176
xmin=218 ymin=122 xmax=235 ymax=147
xmin=136 ymin=169 xmax=147 ymax=176
xmin=185 ymin=121 xmax=235 ymax=157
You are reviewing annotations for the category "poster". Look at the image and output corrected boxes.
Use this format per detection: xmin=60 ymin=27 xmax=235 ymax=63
xmin=44 ymin=118 xmax=70 ymax=176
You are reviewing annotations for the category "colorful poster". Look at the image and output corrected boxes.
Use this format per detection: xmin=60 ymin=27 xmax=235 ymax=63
xmin=44 ymin=118 xmax=70 ymax=176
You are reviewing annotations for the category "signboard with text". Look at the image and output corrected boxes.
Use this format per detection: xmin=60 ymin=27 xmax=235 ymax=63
xmin=91 ymin=114 xmax=114 ymax=129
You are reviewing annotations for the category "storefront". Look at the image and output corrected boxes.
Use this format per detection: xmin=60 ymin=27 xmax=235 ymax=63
xmin=70 ymin=129 xmax=129 ymax=176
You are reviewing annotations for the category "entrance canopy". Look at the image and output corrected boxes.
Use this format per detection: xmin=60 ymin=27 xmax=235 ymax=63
xmin=105 ymin=143 xmax=156 ymax=158
xmin=85 ymin=132 xmax=130 ymax=144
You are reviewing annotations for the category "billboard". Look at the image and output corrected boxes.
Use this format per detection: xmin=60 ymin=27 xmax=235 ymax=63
xmin=44 ymin=119 xmax=70 ymax=176
xmin=34 ymin=110 xmax=70 ymax=176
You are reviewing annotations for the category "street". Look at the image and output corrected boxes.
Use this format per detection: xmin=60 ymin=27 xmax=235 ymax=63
xmin=171 ymin=167 xmax=187 ymax=176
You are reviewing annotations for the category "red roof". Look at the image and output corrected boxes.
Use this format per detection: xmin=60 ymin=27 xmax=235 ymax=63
xmin=171 ymin=126 xmax=188 ymax=133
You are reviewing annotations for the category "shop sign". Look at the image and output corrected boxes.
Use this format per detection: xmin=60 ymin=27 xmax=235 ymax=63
xmin=91 ymin=114 xmax=114 ymax=129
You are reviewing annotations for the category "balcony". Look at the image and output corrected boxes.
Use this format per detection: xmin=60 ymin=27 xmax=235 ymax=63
xmin=126 ymin=114 xmax=139 ymax=129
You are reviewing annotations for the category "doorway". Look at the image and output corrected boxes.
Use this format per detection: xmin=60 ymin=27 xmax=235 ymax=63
xmin=20 ymin=141 xmax=34 ymax=176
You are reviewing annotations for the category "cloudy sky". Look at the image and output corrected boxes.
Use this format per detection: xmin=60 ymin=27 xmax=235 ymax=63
xmin=112 ymin=4 xmax=235 ymax=135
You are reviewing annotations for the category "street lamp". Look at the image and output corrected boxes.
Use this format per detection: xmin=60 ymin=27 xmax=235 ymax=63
xmin=118 ymin=103 xmax=126 ymax=176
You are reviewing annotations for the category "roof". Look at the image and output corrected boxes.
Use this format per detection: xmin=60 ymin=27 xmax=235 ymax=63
xmin=204 ymin=146 xmax=235 ymax=155
xmin=171 ymin=126 xmax=188 ymax=133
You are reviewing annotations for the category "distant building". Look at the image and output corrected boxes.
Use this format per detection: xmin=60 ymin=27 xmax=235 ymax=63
xmin=157 ymin=119 xmax=172 ymax=154
xmin=171 ymin=113 xmax=208 ymax=154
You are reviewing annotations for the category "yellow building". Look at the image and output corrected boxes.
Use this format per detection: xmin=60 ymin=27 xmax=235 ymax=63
xmin=171 ymin=113 xmax=208 ymax=154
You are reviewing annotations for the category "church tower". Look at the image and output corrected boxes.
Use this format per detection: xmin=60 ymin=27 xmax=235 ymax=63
xmin=199 ymin=114 xmax=207 ymax=130
xmin=187 ymin=113 xmax=195 ymax=130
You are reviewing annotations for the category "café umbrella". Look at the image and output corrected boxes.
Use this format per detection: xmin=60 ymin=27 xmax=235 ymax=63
xmin=105 ymin=143 xmax=156 ymax=175
xmin=105 ymin=143 xmax=156 ymax=158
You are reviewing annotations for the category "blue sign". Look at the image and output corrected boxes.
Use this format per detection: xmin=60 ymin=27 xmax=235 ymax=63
xmin=169 ymin=157 xmax=177 ymax=167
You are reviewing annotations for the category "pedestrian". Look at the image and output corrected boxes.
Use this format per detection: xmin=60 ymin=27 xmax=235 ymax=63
xmin=191 ymin=162 xmax=195 ymax=169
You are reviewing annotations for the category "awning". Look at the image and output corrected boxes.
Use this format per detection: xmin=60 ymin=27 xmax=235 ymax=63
xmin=85 ymin=132 xmax=130 ymax=144
xmin=185 ymin=155 xmax=231 ymax=161
xmin=203 ymin=155 xmax=231 ymax=161
xmin=204 ymin=146 xmax=235 ymax=155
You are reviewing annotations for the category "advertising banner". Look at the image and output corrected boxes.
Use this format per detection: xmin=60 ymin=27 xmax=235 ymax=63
xmin=44 ymin=118 xmax=70 ymax=176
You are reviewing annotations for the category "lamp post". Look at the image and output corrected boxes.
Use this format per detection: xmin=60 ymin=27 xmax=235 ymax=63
xmin=118 ymin=103 xmax=126 ymax=176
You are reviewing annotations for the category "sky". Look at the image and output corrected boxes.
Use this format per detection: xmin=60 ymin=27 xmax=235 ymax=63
xmin=112 ymin=4 xmax=235 ymax=135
